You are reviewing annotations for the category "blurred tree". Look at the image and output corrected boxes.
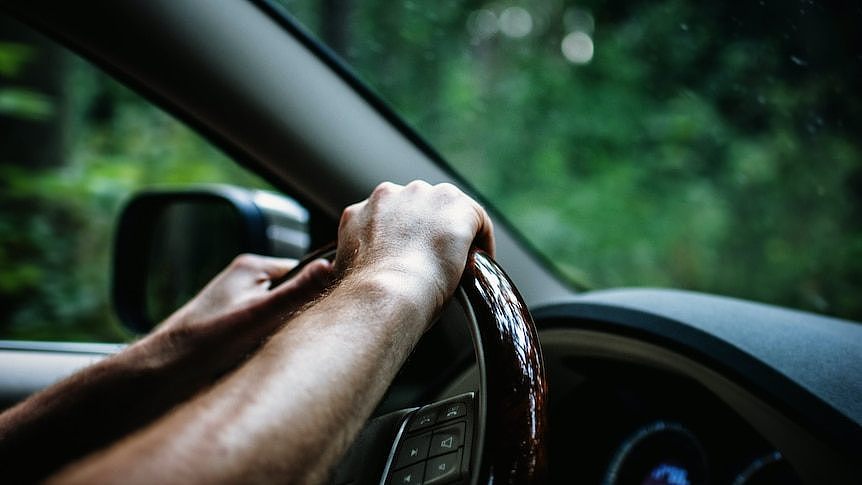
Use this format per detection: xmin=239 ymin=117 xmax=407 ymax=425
xmin=0 ymin=15 xmax=65 ymax=167
xmin=1 ymin=0 xmax=860 ymax=344
xmin=0 ymin=15 xmax=270 ymax=342
xmin=320 ymin=0 xmax=354 ymax=56
xmin=280 ymin=0 xmax=862 ymax=320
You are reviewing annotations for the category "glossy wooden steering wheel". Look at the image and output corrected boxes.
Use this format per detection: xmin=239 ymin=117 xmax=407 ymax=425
xmin=457 ymin=248 xmax=548 ymax=483
xmin=282 ymin=245 xmax=548 ymax=484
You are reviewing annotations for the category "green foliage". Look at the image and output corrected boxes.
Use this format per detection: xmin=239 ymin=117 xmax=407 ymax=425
xmin=0 ymin=51 xmax=268 ymax=342
xmin=283 ymin=0 xmax=862 ymax=320
xmin=0 ymin=87 xmax=53 ymax=120
xmin=1 ymin=0 xmax=860 ymax=344
xmin=0 ymin=41 xmax=33 ymax=76
xmin=0 ymin=42 xmax=53 ymax=119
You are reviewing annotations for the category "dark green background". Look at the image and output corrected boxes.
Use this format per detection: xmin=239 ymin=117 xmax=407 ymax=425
xmin=1 ymin=0 xmax=860 ymax=341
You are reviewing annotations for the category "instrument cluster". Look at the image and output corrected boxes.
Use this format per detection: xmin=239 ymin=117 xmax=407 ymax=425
xmin=546 ymin=358 xmax=802 ymax=484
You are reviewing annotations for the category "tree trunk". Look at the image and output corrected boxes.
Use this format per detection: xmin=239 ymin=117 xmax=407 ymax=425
xmin=0 ymin=14 xmax=67 ymax=168
xmin=319 ymin=0 xmax=354 ymax=58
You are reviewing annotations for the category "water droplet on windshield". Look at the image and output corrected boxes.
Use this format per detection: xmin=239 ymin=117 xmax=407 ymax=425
xmin=789 ymin=55 xmax=808 ymax=67
xmin=561 ymin=32 xmax=594 ymax=64
xmin=466 ymin=9 xmax=498 ymax=44
xmin=499 ymin=7 xmax=533 ymax=38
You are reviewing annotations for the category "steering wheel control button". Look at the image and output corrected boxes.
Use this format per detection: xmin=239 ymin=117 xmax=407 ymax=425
xmin=408 ymin=409 xmax=438 ymax=431
xmin=439 ymin=403 xmax=466 ymax=422
xmin=428 ymin=422 xmax=465 ymax=457
xmin=383 ymin=395 xmax=474 ymax=485
xmin=391 ymin=462 xmax=424 ymax=485
xmin=395 ymin=433 xmax=431 ymax=469
xmin=424 ymin=449 xmax=462 ymax=484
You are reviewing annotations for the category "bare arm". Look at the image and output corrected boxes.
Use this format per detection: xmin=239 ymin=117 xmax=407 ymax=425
xmin=0 ymin=255 xmax=331 ymax=483
xmin=52 ymin=181 xmax=494 ymax=484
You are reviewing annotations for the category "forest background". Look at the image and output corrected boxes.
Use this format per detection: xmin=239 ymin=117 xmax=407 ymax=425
xmin=0 ymin=0 xmax=859 ymax=341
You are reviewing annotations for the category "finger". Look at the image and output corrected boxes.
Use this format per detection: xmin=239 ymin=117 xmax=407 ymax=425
xmin=432 ymin=183 xmax=495 ymax=257
xmin=472 ymin=203 xmax=496 ymax=258
xmin=253 ymin=256 xmax=300 ymax=280
xmin=269 ymin=258 xmax=333 ymax=302
xmin=228 ymin=253 xmax=298 ymax=280
xmin=335 ymin=200 xmax=368 ymax=275
xmin=339 ymin=200 xmax=366 ymax=231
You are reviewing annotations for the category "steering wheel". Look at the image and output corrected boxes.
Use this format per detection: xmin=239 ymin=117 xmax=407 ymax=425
xmin=281 ymin=245 xmax=548 ymax=484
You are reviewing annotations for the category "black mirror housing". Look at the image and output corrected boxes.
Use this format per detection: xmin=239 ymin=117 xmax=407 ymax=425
xmin=112 ymin=185 xmax=309 ymax=333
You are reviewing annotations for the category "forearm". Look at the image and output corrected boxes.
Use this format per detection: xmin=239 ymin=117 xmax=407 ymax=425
xmin=0 ymin=320 xmax=246 ymax=483
xmin=53 ymin=270 xmax=431 ymax=484
xmin=0 ymin=254 xmax=328 ymax=483
xmin=0 ymin=334 xmax=174 ymax=482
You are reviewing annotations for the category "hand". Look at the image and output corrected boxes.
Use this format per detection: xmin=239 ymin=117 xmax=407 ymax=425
xmin=161 ymin=254 xmax=332 ymax=332
xmin=334 ymin=180 xmax=494 ymax=316
xmin=145 ymin=254 xmax=333 ymax=367
xmin=0 ymin=255 xmax=332 ymax=485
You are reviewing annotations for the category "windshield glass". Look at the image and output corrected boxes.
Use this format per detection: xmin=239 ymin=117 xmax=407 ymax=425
xmin=278 ymin=0 xmax=861 ymax=321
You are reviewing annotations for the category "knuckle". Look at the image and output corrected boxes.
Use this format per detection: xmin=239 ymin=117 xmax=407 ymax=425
xmin=339 ymin=204 xmax=357 ymax=227
xmin=340 ymin=201 xmax=362 ymax=227
xmin=405 ymin=179 xmax=431 ymax=191
xmin=436 ymin=182 xmax=461 ymax=195
xmin=372 ymin=181 xmax=397 ymax=197
xmin=346 ymin=201 xmax=364 ymax=214
xmin=231 ymin=253 xmax=257 ymax=269
xmin=435 ymin=183 xmax=472 ymax=207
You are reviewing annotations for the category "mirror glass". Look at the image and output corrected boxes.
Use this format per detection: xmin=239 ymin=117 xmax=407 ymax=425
xmin=145 ymin=200 xmax=243 ymax=323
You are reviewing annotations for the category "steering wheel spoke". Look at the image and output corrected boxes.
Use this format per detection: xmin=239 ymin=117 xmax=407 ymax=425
xmin=380 ymin=393 xmax=478 ymax=485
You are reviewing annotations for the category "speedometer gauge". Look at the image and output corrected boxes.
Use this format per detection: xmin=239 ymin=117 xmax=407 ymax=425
xmin=732 ymin=451 xmax=801 ymax=485
xmin=603 ymin=421 xmax=707 ymax=485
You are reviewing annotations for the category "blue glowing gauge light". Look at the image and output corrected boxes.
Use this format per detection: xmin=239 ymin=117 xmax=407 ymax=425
xmin=603 ymin=421 xmax=707 ymax=485
xmin=731 ymin=451 xmax=801 ymax=485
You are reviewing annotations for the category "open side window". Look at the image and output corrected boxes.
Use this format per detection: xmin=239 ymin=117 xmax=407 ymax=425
xmin=0 ymin=14 xmax=292 ymax=343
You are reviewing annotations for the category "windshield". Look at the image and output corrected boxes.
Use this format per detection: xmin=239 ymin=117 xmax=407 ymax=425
xmin=277 ymin=0 xmax=861 ymax=321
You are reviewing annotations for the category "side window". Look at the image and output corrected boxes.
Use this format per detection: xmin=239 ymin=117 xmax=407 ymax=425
xmin=0 ymin=15 xmax=270 ymax=342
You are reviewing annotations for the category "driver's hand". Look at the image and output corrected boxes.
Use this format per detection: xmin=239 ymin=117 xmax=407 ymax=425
xmin=163 ymin=254 xmax=332 ymax=331
xmin=334 ymin=180 xmax=494 ymax=320
xmin=148 ymin=254 xmax=333 ymax=365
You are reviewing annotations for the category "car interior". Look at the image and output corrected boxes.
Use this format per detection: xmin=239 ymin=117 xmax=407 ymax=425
xmin=0 ymin=1 xmax=860 ymax=484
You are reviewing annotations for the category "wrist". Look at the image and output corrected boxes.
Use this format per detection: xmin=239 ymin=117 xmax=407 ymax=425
xmin=124 ymin=329 xmax=188 ymax=374
xmin=357 ymin=249 xmax=453 ymax=299
xmin=341 ymin=263 xmax=441 ymax=330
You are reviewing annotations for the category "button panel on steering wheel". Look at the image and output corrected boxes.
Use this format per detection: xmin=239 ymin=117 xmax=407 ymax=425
xmin=384 ymin=393 xmax=476 ymax=485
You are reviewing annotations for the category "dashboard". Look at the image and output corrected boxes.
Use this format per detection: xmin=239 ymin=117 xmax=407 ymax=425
xmin=3 ymin=288 xmax=859 ymax=484
xmin=547 ymin=356 xmax=799 ymax=484
xmin=432 ymin=287 xmax=861 ymax=483
xmin=532 ymin=288 xmax=862 ymax=484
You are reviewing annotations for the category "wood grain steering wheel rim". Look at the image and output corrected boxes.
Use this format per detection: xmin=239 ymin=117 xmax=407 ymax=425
xmin=458 ymin=248 xmax=548 ymax=484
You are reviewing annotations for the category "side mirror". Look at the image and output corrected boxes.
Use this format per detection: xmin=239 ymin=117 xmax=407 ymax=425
xmin=112 ymin=185 xmax=310 ymax=333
